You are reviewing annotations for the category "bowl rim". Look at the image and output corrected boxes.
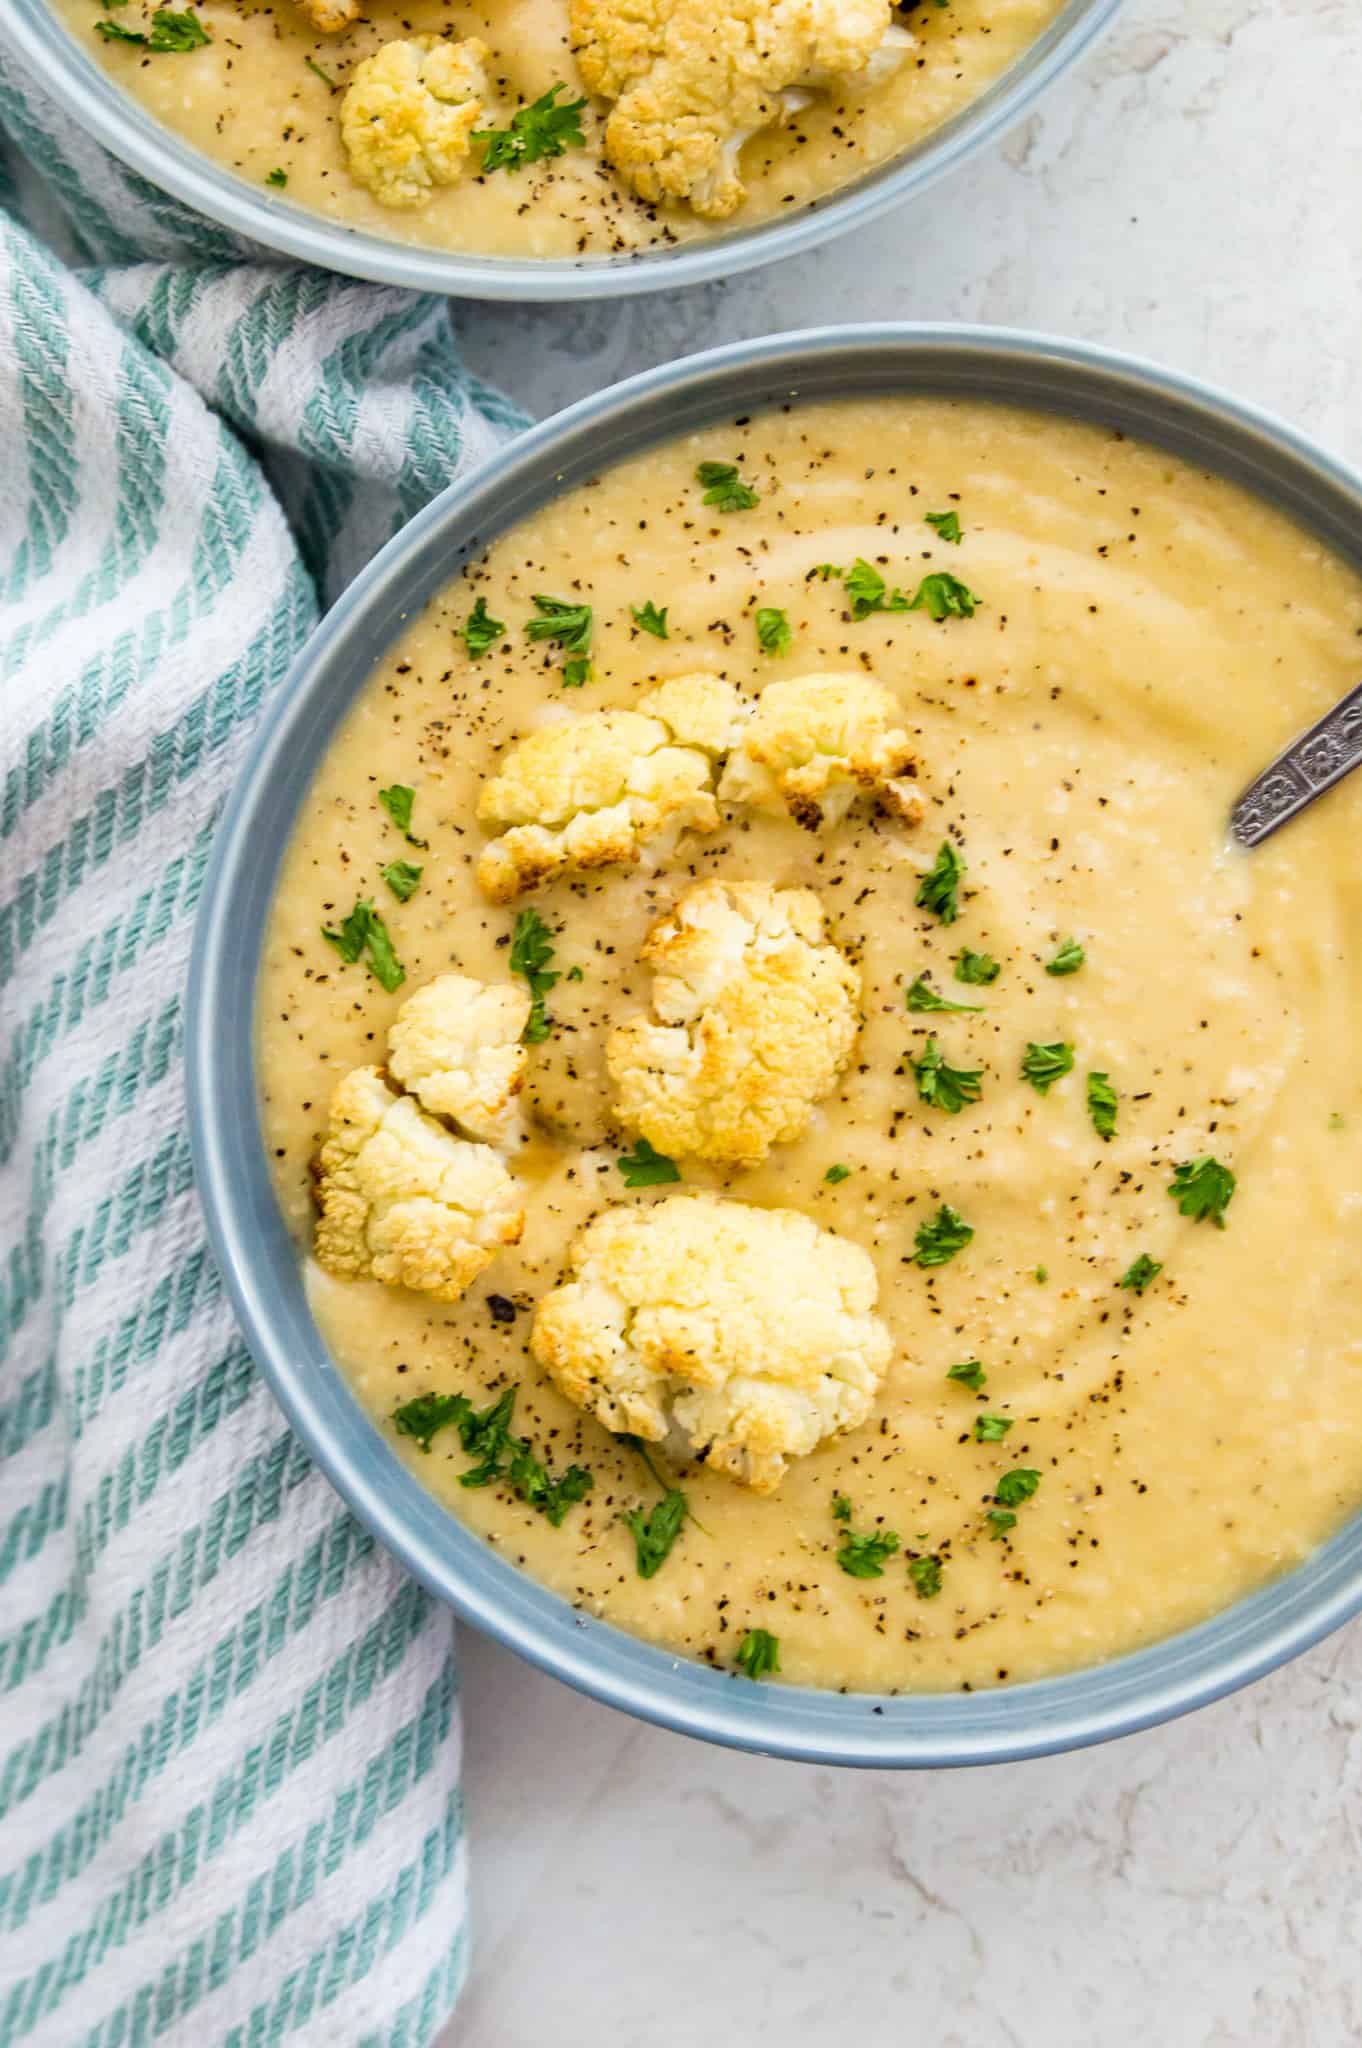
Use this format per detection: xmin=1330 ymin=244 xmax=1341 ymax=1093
xmin=2 ymin=0 xmax=1121 ymax=301
xmin=188 ymin=323 xmax=1362 ymax=1765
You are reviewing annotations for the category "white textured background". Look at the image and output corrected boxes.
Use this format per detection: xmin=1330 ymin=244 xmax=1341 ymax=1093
xmin=450 ymin=2 xmax=1362 ymax=2041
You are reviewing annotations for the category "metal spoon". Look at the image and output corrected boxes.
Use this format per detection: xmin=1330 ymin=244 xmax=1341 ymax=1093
xmin=1231 ymin=680 xmax=1362 ymax=846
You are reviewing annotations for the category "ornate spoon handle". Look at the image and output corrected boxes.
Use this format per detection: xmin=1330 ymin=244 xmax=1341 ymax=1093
xmin=1231 ymin=680 xmax=1362 ymax=847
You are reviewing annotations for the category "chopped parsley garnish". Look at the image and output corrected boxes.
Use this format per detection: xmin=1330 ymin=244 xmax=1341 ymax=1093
xmin=391 ymin=1387 xmax=592 ymax=1526
xmin=474 ymin=83 xmax=586 ymax=173
xmin=305 ymin=54 xmax=335 ymax=86
xmin=973 ymin=1414 xmax=1014 ymax=1443
xmin=735 ymin=1629 xmax=781 ymax=1680
xmin=915 ymin=841 xmax=965 ymax=924
xmin=377 ymin=783 xmax=427 ymax=847
xmin=913 ymin=1203 xmax=974 ymax=1269
xmin=509 ymin=907 xmax=559 ymax=1043
xmin=622 ymin=1489 xmax=687 ymax=1578
xmin=390 ymin=1391 xmax=466 ymax=1453
xmin=925 ymin=509 xmax=962 ymax=544
xmin=843 ymin=557 xmax=911 ymax=619
xmin=566 ymin=964 xmax=584 ymax=982
xmin=947 ymin=1359 xmax=986 ymax=1392
xmin=617 ymin=1137 xmax=681 ymax=1188
xmin=813 ymin=562 xmax=843 ymax=580
xmin=1169 ymin=1156 xmax=1236 ymax=1228
xmin=1119 ymin=1252 xmax=1163 ymax=1294
xmin=907 ymin=572 xmax=979 ymax=621
xmin=621 ymin=1435 xmax=708 ymax=1557
xmin=562 ymin=657 xmax=593 ymax=688
xmin=905 ymin=973 xmax=980 ymax=1015
xmin=1021 ymin=1040 xmax=1074 ymax=1095
xmin=427 ymin=1388 xmax=510 ymax=1476
xmin=463 ymin=595 xmax=505 ymax=657
xmin=987 ymin=1509 xmax=1017 ymax=1540
xmin=381 ymin=859 xmax=422 ymax=903
xmin=503 ymin=1458 xmax=589 ymax=1523
xmin=824 ymin=1164 xmax=852 ymax=1184
xmin=96 ymin=6 xmax=211 ymax=47
xmin=911 ymin=1037 xmax=983 ymax=1115
xmin=504 ymin=1437 xmax=593 ymax=1524
xmin=994 ymin=1467 xmax=1041 ymax=1506
xmin=955 ymin=948 xmax=999 ymax=986
xmin=1034 ymin=1264 xmax=1048 ymax=1283
xmin=320 ymin=898 xmax=404 ymax=992
xmin=151 ymin=0 xmax=206 ymax=26
xmin=831 ymin=1493 xmax=853 ymax=1522
xmin=265 ymin=168 xmax=288 ymax=188
xmin=631 ymin=600 xmax=668 ymax=639
xmin=755 ymin=605 xmax=792 ymax=656
xmin=1045 ymin=937 xmax=1086 ymax=976
xmin=836 ymin=1525 xmax=901 ymax=1579
xmin=525 ymin=593 xmax=593 ymax=657
xmin=1087 ymin=1070 xmax=1118 ymax=1140
xmin=907 ymin=1555 xmax=944 ymax=1598
xmin=696 ymin=460 xmax=759 ymax=512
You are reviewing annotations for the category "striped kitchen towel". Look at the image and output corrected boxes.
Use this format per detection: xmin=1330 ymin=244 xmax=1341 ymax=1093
xmin=0 ymin=43 xmax=529 ymax=2048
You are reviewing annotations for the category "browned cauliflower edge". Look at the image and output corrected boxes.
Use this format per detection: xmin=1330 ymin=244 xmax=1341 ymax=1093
xmin=718 ymin=669 xmax=922 ymax=829
xmin=569 ymin=0 xmax=913 ymax=220
xmin=475 ymin=672 xmax=744 ymax=902
xmin=340 ymin=37 xmax=490 ymax=209
xmin=295 ymin=0 xmax=360 ymax=33
xmin=313 ymin=1066 xmax=525 ymax=1302
xmin=530 ymin=1193 xmax=892 ymax=1492
xmin=607 ymin=878 xmax=860 ymax=1165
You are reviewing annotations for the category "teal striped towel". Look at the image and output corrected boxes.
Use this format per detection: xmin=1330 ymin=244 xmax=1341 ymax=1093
xmin=0 ymin=44 xmax=529 ymax=2048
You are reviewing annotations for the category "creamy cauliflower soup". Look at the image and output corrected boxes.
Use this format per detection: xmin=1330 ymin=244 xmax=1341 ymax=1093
xmin=258 ymin=396 xmax=1362 ymax=1695
xmin=53 ymin=0 xmax=1067 ymax=259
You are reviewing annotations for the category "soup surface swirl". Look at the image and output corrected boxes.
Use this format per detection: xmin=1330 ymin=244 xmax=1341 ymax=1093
xmin=259 ymin=395 xmax=1362 ymax=1693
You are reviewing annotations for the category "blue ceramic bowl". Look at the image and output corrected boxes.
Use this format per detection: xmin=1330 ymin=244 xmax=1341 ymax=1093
xmin=188 ymin=327 xmax=1362 ymax=1764
xmin=3 ymin=0 xmax=1119 ymax=300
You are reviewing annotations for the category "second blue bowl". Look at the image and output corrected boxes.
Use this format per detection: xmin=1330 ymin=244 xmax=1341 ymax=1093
xmin=2 ymin=0 xmax=1120 ymax=298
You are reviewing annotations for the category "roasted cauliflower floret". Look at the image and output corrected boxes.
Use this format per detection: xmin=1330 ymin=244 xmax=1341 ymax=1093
xmin=341 ymin=36 xmax=490 ymax=210
xmin=476 ymin=673 xmax=744 ymax=901
xmin=387 ymin=974 xmax=531 ymax=1147
xmin=314 ymin=1067 xmax=523 ymax=1302
xmin=531 ymin=1195 xmax=892 ymax=1492
xmin=570 ymin=0 xmax=913 ymax=220
xmin=718 ymin=670 xmax=920 ymax=829
xmin=607 ymin=880 xmax=859 ymax=1165
xmin=296 ymin=0 xmax=360 ymax=33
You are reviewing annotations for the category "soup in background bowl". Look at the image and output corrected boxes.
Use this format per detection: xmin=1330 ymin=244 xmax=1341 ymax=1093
xmin=188 ymin=329 xmax=1362 ymax=1764
xmin=6 ymin=0 xmax=1119 ymax=294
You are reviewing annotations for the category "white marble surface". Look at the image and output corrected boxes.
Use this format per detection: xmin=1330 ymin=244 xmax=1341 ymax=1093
xmin=446 ymin=4 xmax=1362 ymax=2040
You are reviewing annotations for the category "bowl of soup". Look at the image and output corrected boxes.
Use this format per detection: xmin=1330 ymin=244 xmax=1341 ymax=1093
xmin=187 ymin=325 xmax=1362 ymax=1763
xmin=4 ymin=0 xmax=1119 ymax=296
